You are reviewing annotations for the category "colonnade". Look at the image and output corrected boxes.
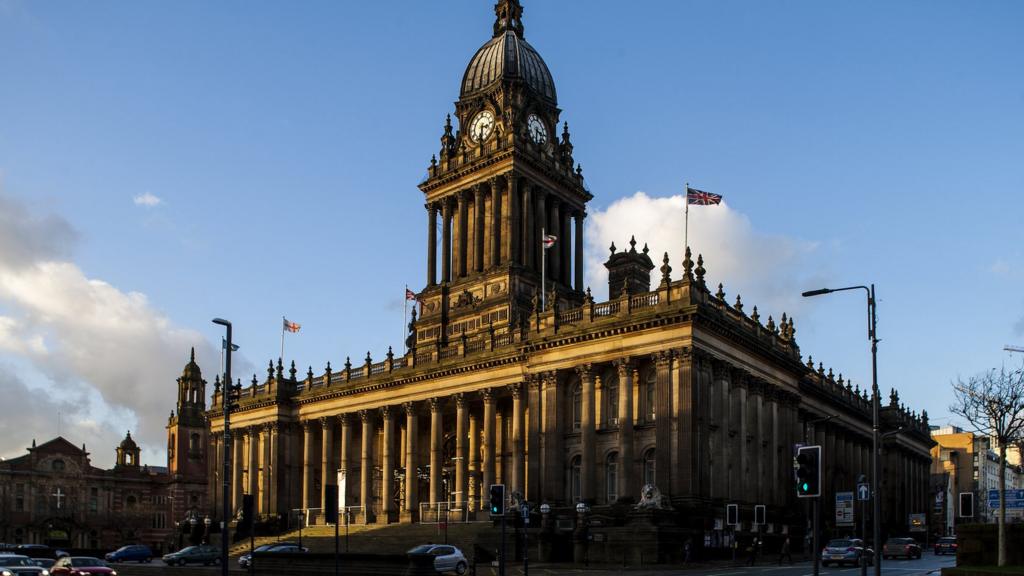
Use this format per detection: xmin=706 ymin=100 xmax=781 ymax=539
xmin=425 ymin=174 xmax=585 ymax=291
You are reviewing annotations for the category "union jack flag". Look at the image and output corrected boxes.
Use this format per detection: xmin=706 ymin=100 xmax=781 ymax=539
xmin=405 ymin=288 xmax=418 ymax=301
xmin=686 ymin=187 xmax=722 ymax=205
xmin=542 ymin=234 xmax=557 ymax=249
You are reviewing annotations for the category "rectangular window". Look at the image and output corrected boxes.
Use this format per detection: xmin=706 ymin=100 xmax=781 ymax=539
xmin=89 ymin=488 xmax=98 ymax=513
xmin=153 ymin=512 xmax=166 ymax=529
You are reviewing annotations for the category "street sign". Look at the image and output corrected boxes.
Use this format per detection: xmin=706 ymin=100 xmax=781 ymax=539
xmin=836 ymin=492 xmax=854 ymax=527
xmin=857 ymin=483 xmax=870 ymax=501
xmin=988 ymin=489 xmax=1024 ymax=503
xmin=521 ymin=503 xmax=530 ymax=524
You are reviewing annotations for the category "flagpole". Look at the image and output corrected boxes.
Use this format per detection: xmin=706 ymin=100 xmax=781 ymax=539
xmin=403 ymin=284 xmax=408 ymax=355
xmin=541 ymin=227 xmax=546 ymax=312
xmin=280 ymin=316 xmax=285 ymax=364
xmin=684 ymin=181 xmax=690 ymax=251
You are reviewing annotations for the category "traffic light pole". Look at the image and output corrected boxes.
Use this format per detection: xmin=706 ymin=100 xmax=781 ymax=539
xmin=500 ymin=513 xmax=506 ymax=576
xmin=812 ymin=498 xmax=820 ymax=576
xmin=212 ymin=318 xmax=232 ymax=576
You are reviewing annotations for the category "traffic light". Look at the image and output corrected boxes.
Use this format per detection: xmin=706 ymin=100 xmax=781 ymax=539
xmin=795 ymin=445 xmax=821 ymax=498
xmin=959 ymin=492 xmax=974 ymax=518
xmin=754 ymin=504 xmax=766 ymax=525
xmin=324 ymin=485 xmax=339 ymax=525
xmin=726 ymin=503 xmax=739 ymax=526
xmin=489 ymin=484 xmax=505 ymax=515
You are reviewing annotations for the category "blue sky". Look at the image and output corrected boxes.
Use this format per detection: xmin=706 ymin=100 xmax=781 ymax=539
xmin=1 ymin=0 xmax=1022 ymax=466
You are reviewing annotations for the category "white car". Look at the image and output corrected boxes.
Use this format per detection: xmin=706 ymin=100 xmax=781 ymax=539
xmin=406 ymin=544 xmax=468 ymax=575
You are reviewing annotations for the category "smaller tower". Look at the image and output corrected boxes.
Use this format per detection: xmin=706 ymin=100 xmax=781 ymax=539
xmin=604 ymin=237 xmax=655 ymax=296
xmin=115 ymin=431 xmax=141 ymax=468
xmin=167 ymin=348 xmax=208 ymax=480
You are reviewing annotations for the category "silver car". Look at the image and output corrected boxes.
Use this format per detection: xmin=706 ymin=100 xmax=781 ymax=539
xmin=406 ymin=545 xmax=467 ymax=575
xmin=821 ymin=538 xmax=874 ymax=568
xmin=0 ymin=554 xmax=50 ymax=576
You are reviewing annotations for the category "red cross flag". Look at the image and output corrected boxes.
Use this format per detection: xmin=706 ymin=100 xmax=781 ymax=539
xmin=542 ymin=234 xmax=557 ymax=249
xmin=283 ymin=318 xmax=301 ymax=333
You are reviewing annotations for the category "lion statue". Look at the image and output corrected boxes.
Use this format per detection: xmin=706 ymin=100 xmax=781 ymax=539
xmin=635 ymin=483 xmax=671 ymax=510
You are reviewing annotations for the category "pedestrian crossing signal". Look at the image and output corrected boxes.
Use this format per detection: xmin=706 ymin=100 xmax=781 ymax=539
xmin=489 ymin=484 xmax=505 ymax=515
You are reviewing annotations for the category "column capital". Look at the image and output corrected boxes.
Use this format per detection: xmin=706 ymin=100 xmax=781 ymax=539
xmin=260 ymin=422 xmax=273 ymax=434
xmin=429 ymin=397 xmax=445 ymax=413
xmin=652 ymin=349 xmax=673 ymax=367
xmin=358 ymin=409 xmax=372 ymax=423
xmin=337 ymin=413 xmax=351 ymax=427
xmin=300 ymin=419 xmax=313 ymax=432
xmin=526 ymin=373 xmax=543 ymax=390
xmin=404 ymin=401 xmax=418 ymax=417
xmin=454 ymin=392 xmax=466 ymax=409
xmin=479 ymin=387 xmax=495 ymax=404
xmin=319 ymin=416 xmax=331 ymax=429
xmin=380 ymin=404 xmax=394 ymax=420
xmin=508 ymin=382 xmax=524 ymax=399
xmin=574 ymin=364 xmax=593 ymax=379
xmin=613 ymin=357 xmax=634 ymax=377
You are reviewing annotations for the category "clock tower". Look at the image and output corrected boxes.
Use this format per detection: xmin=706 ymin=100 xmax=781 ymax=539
xmin=415 ymin=0 xmax=590 ymax=348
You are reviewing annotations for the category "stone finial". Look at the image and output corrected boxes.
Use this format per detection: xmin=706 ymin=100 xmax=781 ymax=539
xmin=694 ymin=254 xmax=706 ymax=284
xmin=306 ymin=366 xmax=314 ymax=382
xmin=806 ymin=355 xmax=814 ymax=369
xmin=751 ymin=305 xmax=760 ymax=323
xmin=921 ymin=410 xmax=929 ymax=426
xmin=766 ymin=315 xmax=776 ymax=333
xmin=213 ymin=375 xmax=221 ymax=394
xmin=190 ymin=347 xmax=195 ymax=363
xmin=609 ymin=241 xmax=617 ymax=255
xmin=430 ymin=154 xmax=437 ymax=168
xmin=682 ymin=247 xmax=694 ymax=280
xmin=276 ymin=358 xmax=284 ymax=380
xmin=345 ymin=356 xmax=352 ymax=371
xmin=660 ymin=252 xmax=672 ymax=283
xmin=826 ymin=367 xmax=834 ymax=381
xmin=642 ymin=243 xmax=649 ymax=255
xmin=817 ymin=362 xmax=825 ymax=377
xmin=716 ymin=283 xmax=726 ymax=301
xmin=576 ymin=164 xmax=583 ymax=177
xmin=780 ymin=313 xmax=789 ymax=337
xmin=890 ymin=388 xmax=899 ymax=406
xmin=387 ymin=346 xmax=394 ymax=361
xmin=251 ymin=374 xmax=258 ymax=387
xmin=289 ymin=360 xmax=297 ymax=380
xmin=325 ymin=361 xmax=332 ymax=376
xmin=735 ymin=294 xmax=743 ymax=312
xmin=629 ymin=235 xmax=637 ymax=253
xmin=788 ymin=316 xmax=796 ymax=339
xmin=267 ymin=360 xmax=274 ymax=381
xmin=365 ymin=351 xmax=373 ymax=365
xmin=584 ymin=286 xmax=594 ymax=304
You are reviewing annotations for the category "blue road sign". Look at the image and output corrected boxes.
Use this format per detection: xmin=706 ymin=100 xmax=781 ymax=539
xmin=857 ymin=483 xmax=870 ymax=501
xmin=988 ymin=489 xmax=1024 ymax=502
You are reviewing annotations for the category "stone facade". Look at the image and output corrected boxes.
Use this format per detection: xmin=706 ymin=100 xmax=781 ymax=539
xmin=204 ymin=0 xmax=934 ymax=555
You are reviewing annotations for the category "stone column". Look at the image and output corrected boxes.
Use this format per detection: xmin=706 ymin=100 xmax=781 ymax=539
xmin=574 ymin=212 xmax=585 ymax=291
xmin=548 ymin=199 xmax=560 ymax=282
xmin=455 ymin=394 xmax=468 ymax=511
xmin=427 ymin=203 xmax=438 ymax=286
xmin=654 ymin=352 xmax=672 ymax=494
xmin=560 ymin=205 xmax=571 ymax=283
xmin=269 ymin=423 xmax=281 ymax=515
xmin=526 ymin=377 xmax=542 ymax=503
xmin=615 ymin=359 xmax=635 ymax=501
xmin=457 ymin=190 xmax=469 ymax=278
xmin=247 ymin=426 xmax=259 ymax=499
xmin=320 ymin=417 xmax=334 ymax=513
xmin=260 ymin=425 xmax=271 ymax=515
xmin=673 ymin=348 xmax=696 ymax=497
xmin=578 ymin=364 xmax=596 ymax=502
xmin=540 ymin=372 xmax=560 ymax=502
xmin=510 ymin=383 xmax=525 ymax=497
xmin=499 ymin=175 xmax=510 ymax=264
xmin=474 ymin=186 xmax=485 ymax=272
xmin=403 ymin=402 xmax=419 ymax=522
xmin=521 ymin=182 xmax=534 ymax=271
xmin=482 ymin=389 xmax=496 ymax=494
xmin=359 ymin=409 xmax=375 ymax=523
xmin=442 ymin=198 xmax=452 ymax=283
xmin=429 ymin=397 xmax=444 ymax=505
xmin=380 ymin=405 xmax=395 ymax=523
xmin=232 ymin=428 xmax=244 ymax=513
xmin=338 ymin=414 xmax=352 ymax=508
xmin=468 ymin=411 xmax=480 ymax=513
xmin=301 ymin=421 xmax=314 ymax=510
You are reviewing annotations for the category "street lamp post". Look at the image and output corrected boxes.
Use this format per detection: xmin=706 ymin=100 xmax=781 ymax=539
xmin=212 ymin=318 xmax=233 ymax=576
xmin=802 ymin=284 xmax=881 ymax=576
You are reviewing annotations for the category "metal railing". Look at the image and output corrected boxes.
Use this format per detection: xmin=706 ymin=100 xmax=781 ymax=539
xmin=417 ymin=501 xmax=479 ymax=524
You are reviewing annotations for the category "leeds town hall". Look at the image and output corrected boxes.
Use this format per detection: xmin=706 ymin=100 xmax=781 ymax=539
xmin=202 ymin=0 xmax=933 ymax=561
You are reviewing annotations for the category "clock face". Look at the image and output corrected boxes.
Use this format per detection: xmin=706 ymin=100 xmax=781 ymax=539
xmin=527 ymin=114 xmax=547 ymax=144
xmin=470 ymin=110 xmax=495 ymax=143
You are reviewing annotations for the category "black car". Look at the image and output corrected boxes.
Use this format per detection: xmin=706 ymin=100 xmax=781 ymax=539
xmin=238 ymin=543 xmax=305 ymax=569
xmin=934 ymin=536 xmax=957 ymax=555
xmin=161 ymin=546 xmax=220 ymax=566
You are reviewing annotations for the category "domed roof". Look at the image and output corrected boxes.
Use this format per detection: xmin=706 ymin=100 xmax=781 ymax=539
xmin=119 ymin=431 xmax=139 ymax=451
xmin=181 ymin=347 xmax=202 ymax=380
xmin=460 ymin=0 xmax=556 ymax=104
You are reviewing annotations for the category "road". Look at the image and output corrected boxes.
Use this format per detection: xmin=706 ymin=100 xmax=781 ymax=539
xmin=497 ymin=554 xmax=956 ymax=575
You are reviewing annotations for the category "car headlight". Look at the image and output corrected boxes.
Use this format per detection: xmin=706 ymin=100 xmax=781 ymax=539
xmin=2 ymin=570 xmax=12 ymax=576
xmin=111 ymin=572 xmax=118 ymax=576
xmin=41 ymin=571 xmax=49 ymax=576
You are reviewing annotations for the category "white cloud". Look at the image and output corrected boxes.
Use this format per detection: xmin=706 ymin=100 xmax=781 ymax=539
xmin=0 ymin=190 xmax=214 ymax=467
xmin=585 ymin=192 xmax=825 ymax=323
xmin=133 ymin=192 xmax=163 ymax=207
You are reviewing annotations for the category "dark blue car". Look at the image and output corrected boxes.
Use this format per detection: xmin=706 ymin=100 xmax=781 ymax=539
xmin=104 ymin=544 xmax=154 ymax=563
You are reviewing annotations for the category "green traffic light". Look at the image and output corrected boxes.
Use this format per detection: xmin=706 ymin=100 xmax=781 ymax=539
xmin=801 ymin=482 xmax=809 ymax=492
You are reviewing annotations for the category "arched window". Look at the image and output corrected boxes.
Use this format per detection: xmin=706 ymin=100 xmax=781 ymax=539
xmin=125 ymin=495 xmax=137 ymax=510
xmin=604 ymin=371 xmax=619 ymax=427
xmin=189 ymin=433 xmax=200 ymax=453
xmin=605 ymin=452 xmax=618 ymax=504
xmin=643 ymin=449 xmax=656 ymax=487
xmin=645 ymin=369 xmax=657 ymax=422
xmin=51 ymin=459 xmax=65 ymax=472
xmin=572 ymin=383 xmax=582 ymax=430
xmin=570 ymin=456 xmax=582 ymax=503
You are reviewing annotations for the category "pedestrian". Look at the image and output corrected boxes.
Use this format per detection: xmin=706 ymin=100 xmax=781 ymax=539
xmin=779 ymin=536 xmax=792 ymax=565
xmin=683 ymin=537 xmax=692 ymax=564
xmin=746 ymin=538 xmax=758 ymax=566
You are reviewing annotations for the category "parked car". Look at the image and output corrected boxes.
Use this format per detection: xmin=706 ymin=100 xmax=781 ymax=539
xmin=883 ymin=537 xmax=921 ymax=559
xmin=49 ymin=557 xmax=115 ymax=576
xmin=821 ymin=538 xmax=874 ymax=567
xmin=30 ymin=559 xmax=54 ymax=569
xmin=0 ymin=554 xmax=50 ymax=576
xmin=238 ymin=543 xmax=306 ymax=569
xmin=161 ymin=545 xmax=220 ymax=566
xmin=104 ymin=545 xmax=153 ymax=564
xmin=934 ymin=536 xmax=958 ymax=555
xmin=406 ymin=544 xmax=468 ymax=575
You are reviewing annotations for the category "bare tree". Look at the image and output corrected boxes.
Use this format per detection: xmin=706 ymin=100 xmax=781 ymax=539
xmin=950 ymin=365 xmax=1024 ymax=567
